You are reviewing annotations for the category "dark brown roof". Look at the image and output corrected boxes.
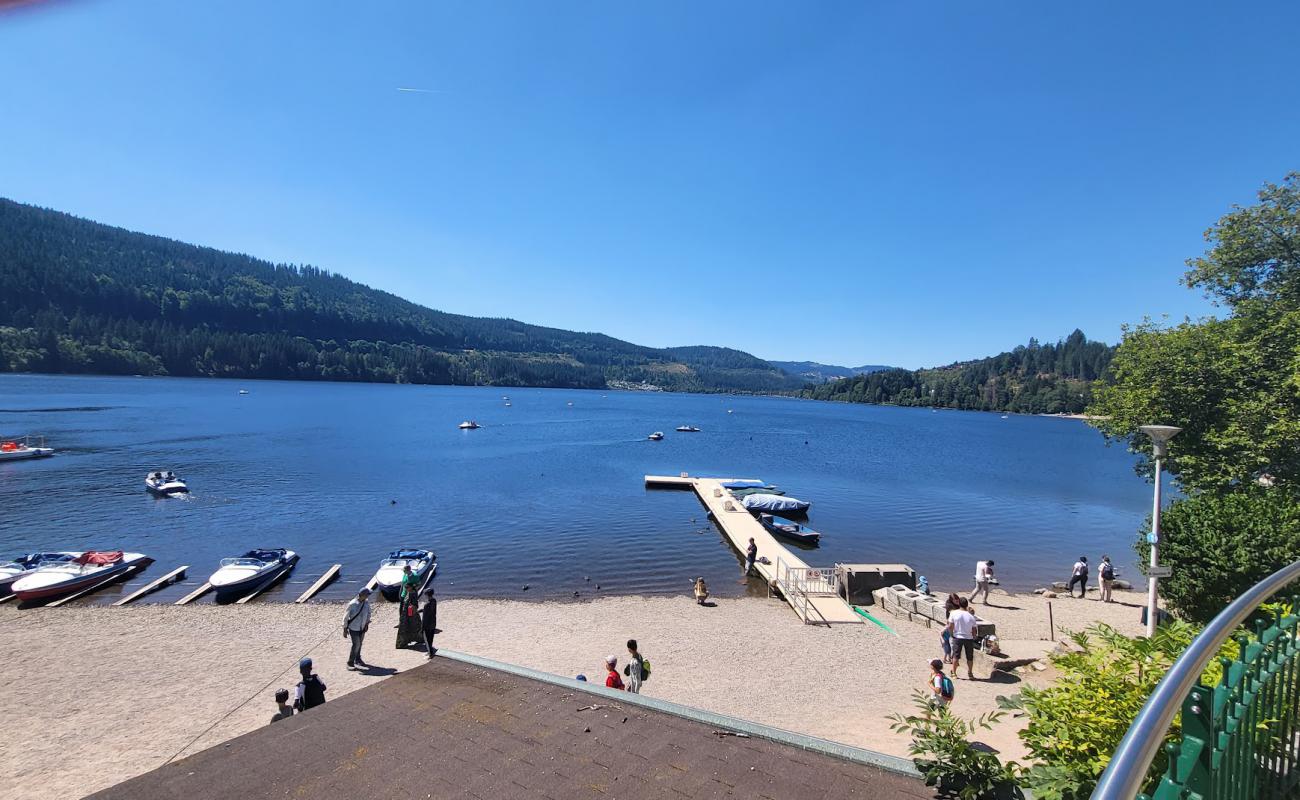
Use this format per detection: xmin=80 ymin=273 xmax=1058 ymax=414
xmin=90 ymin=656 xmax=931 ymax=799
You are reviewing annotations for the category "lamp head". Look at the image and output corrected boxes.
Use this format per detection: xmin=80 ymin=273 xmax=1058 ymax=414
xmin=1139 ymin=424 xmax=1182 ymax=458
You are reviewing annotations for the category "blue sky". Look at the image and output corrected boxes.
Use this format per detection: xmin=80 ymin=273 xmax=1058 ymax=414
xmin=2 ymin=1 xmax=1297 ymax=369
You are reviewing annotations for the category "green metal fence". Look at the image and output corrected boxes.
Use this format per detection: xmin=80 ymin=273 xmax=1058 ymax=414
xmin=1093 ymin=560 xmax=1300 ymax=800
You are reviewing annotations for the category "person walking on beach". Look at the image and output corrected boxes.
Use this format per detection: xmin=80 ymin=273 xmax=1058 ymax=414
xmin=344 ymin=587 xmax=372 ymax=670
xmin=623 ymin=639 xmax=648 ymax=694
xmin=928 ymin=659 xmax=955 ymax=709
xmin=421 ymin=588 xmax=438 ymax=658
xmin=744 ymin=538 xmax=758 ymax=575
xmin=972 ymin=560 xmax=995 ymax=604
xmin=270 ymin=688 xmax=294 ymax=723
xmin=604 ymin=655 xmax=625 ymax=690
xmin=946 ymin=598 xmax=979 ymax=680
xmin=294 ymin=657 xmax=327 ymax=711
xmin=1098 ymin=555 xmax=1116 ymax=602
xmin=941 ymin=593 xmax=962 ymax=666
xmin=1067 ymin=556 xmax=1089 ymax=598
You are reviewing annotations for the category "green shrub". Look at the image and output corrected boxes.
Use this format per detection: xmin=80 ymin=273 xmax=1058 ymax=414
xmin=889 ymin=691 xmax=1022 ymax=799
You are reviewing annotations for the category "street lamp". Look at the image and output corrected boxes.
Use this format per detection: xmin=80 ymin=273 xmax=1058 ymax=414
xmin=1139 ymin=424 xmax=1181 ymax=637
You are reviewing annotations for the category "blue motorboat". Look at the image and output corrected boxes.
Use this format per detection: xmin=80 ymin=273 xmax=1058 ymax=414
xmin=758 ymin=514 xmax=821 ymax=546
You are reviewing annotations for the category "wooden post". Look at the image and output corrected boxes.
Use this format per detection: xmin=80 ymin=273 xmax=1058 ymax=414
xmin=113 ymin=565 xmax=188 ymax=606
xmin=1048 ymin=600 xmax=1055 ymax=641
xmin=174 ymin=582 xmax=212 ymax=606
xmin=294 ymin=564 xmax=341 ymax=604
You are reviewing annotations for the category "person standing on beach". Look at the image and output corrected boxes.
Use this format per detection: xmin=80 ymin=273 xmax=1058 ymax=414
xmin=928 ymin=659 xmax=955 ymax=708
xmin=1067 ymin=556 xmax=1089 ymax=598
xmin=421 ymin=588 xmax=438 ymax=658
xmin=946 ymin=598 xmax=979 ymax=680
xmin=270 ymin=688 xmax=294 ymax=723
xmin=294 ymin=657 xmax=327 ymax=711
xmin=623 ymin=639 xmax=647 ymax=694
xmin=941 ymin=593 xmax=962 ymax=666
xmin=972 ymin=560 xmax=994 ymax=604
xmin=744 ymin=538 xmax=757 ymax=575
xmin=1098 ymin=555 xmax=1116 ymax=602
xmin=604 ymin=656 xmax=625 ymax=690
xmin=344 ymin=587 xmax=372 ymax=670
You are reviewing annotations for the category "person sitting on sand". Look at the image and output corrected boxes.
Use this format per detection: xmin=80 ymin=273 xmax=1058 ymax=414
xmin=294 ymin=657 xmax=327 ymax=711
xmin=693 ymin=577 xmax=709 ymax=605
xmin=928 ymin=659 xmax=955 ymax=708
xmin=604 ymin=656 xmax=625 ymax=690
xmin=270 ymin=688 xmax=294 ymax=723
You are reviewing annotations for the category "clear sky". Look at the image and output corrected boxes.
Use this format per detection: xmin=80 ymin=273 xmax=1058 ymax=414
xmin=2 ymin=1 xmax=1297 ymax=369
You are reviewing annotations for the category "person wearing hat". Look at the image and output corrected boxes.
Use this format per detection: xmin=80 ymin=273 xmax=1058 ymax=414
xmin=420 ymin=587 xmax=438 ymax=659
xmin=344 ymin=587 xmax=372 ymax=670
xmin=293 ymin=657 xmax=327 ymax=711
xmin=604 ymin=655 xmax=625 ymax=690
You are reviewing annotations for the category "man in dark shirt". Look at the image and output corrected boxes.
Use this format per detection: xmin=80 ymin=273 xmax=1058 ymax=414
xmin=421 ymin=588 xmax=438 ymax=658
xmin=294 ymin=657 xmax=327 ymax=711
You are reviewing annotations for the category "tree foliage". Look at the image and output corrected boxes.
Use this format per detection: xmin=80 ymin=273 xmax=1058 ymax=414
xmin=888 ymin=691 xmax=1021 ymax=799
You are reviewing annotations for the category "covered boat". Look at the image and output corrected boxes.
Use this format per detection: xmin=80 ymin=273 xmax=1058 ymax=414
xmin=145 ymin=471 xmax=189 ymax=496
xmin=0 ymin=436 xmax=54 ymax=461
xmin=11 ymin=551 xmax=153 ymax=602
xmin=729 ymin=486 xmax=785 ymax=498
xmin=758 ymin=514 xmax=821 ymax=546
xmin=209 ymin=549 xmax=299 ymax=601
xmin=675 ymin=425 xmax=700 ymax=432
xmin=0 ymin=552 xmax=81 ymax=594
xmin=372 ymin=548 xmax=436 ymax=601
xmin=741 ymin=493 xmax=811 ymax=515
xmin=720 ymin=479 xmax=769 ymax=489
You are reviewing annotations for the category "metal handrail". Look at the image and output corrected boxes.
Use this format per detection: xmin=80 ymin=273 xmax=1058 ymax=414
xmin=1091 ymin=558 xmax=1300 ymax=799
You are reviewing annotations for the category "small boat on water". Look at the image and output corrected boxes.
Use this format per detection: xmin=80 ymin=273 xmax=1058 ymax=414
xmin=0 ymin=552 xmax=81 ymax=595
xmin=238 ymin=389 xmax=250 ymax=395
xmin=648 ymin=432 xmax=664 ymax=441
xmin=11 ymin=551 xmax=153 ymax=602
xmin=209 ymin=549 xmax=298 ymax=600
xmin=0 ymin=436 xmax=54 ymax=461
xmin=741 ymin=493 xmax=811 ymax=515
xmin=676 ymin=425 xmax=701 ymax=432
xmin=720 ymin=479 xmax=769 ymax=489
xmin=372 ymin=548 xmax=436 ymax=601
xmin=145 ymin=471 xmax=188 ymax=496
xmin=758 ymin=514 xmax=821 ymax=546
xmin=729 ymin=486 xmax=784 ymax=498
xmin=458 ymin=420 xmax=481 ymax=429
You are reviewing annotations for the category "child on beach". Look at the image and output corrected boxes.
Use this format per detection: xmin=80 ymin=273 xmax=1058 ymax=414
xmin=604 ymin=655 xmax=625 ymax=690
xmin=928 ymin=659 xmax=954 ymax=708
xmin=270 ymin=688 xmax=294 ymax=723
xmin=693 ymin=577 xmax=709 ymax=605
xmin=623 ymin=639 xmax=648 ymax=694
xmin=294 ymin=657 xmax=327 ymax=711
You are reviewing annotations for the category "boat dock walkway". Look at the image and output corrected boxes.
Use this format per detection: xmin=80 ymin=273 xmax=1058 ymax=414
xmin=645 ymin=474 xmax=860 ymax=625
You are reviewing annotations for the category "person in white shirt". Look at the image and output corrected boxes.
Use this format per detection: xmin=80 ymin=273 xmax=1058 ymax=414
xmin=946 ymin=597 xmax=979 ymax=680
xmin=343 ymin=587 xmax=372 ymax=670
xmin=928 ymin=659 xmax=954 ymax=708
xmin=972 ymin=560 xmax=995 ymax=604
xmin=1067 ymin=556 xmax=1089 ymax=598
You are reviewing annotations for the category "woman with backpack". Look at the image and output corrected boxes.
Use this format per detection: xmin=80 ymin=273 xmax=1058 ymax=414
xmin=1098 ymin=555 xmax=1116 ymax=602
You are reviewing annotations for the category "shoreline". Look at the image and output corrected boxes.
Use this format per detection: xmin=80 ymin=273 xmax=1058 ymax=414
xmin=0 ymin=587 xmax=1146 ymax=800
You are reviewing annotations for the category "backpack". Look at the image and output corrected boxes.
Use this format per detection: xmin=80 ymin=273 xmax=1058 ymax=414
xmin=640 ymin=656 xmax=651 ymax=682
xmin=300 ymin=675 xmax=327 ymax=709
xmin=939 ymin=674 xmax=954 ymax=700
xmin=1101 ymin=562 xmax=1115 ymax=580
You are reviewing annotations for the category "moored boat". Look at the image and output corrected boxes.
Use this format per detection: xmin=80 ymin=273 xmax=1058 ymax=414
xmin=372 ymin=548 xmax=436 ymax=601
xmin=758 ymin=514 xmax=821 ymax=546
xmin=675 ymin=425 xmax=701 ymax=432
xmin=209 ymin=549 xmax=299 ymax=600
xmin=648 ymin=432 xmax=664 ymax=441
xmin=11 ymin=551 xmax=153 ymax=602
xmin=728 ymin=486 xmax=785 ymax=498
xmin=0 ymin=436 xmax=54 ymax=461
xmin=458 ymin=420 xmax=481 ymax=429
xmin=145 ymin=471 xmax=188 ymax=495
xmin=0 ymin=552 xmax=81 ymax=594
xmin=741 ymin=493 xmax=811 ymax=515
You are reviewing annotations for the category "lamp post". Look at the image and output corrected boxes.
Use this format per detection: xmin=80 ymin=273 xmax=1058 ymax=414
xmin=1139 ymin=424 xmax=1181 ymax=637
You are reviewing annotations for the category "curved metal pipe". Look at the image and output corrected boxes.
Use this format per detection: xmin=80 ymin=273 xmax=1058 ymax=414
xmin=1091 ymin=558 xmax=1300 ymax=799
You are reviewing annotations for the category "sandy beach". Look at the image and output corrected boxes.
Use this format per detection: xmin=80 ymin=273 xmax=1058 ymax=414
xmin=0 ymin=586 xmax=1146 ymax=800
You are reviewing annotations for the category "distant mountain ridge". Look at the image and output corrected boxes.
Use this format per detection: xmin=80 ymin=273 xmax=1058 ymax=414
xmin=0 ymin=198 xmax=804 ymax=393
xmin=769 ymin=360 xmax=894 ymax=383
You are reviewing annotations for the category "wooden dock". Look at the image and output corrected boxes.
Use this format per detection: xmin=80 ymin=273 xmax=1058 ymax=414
xmin=645 ymin=475 xmax=860 ymax=625
xmin=113 ymin=565 xmax=188 ymax=606
xmin=175 ymin=582 xmax=212 ymax=605
xmin=295 ymin=564 xmax=341 ymax=603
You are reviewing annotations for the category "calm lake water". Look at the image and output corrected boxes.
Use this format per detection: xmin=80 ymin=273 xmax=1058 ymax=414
xmin=0 ymin=374 xmax=1154 ymax=604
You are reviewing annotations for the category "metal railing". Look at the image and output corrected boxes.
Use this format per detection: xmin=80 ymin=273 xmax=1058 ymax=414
xmin=1092 ymin=559 xmax=1300 ymax=800
xmin=774 ymin=558 xmax=840 ymax=625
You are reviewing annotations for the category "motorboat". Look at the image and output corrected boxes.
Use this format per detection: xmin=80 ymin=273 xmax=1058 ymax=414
xmin=0 ymin=436 xmax=54 ymax=461
xmin=238 ymin=389 xmax=250 ymax=395
xmin=729 ymin=486 xmax=785 ymax=498
xmin=741 ymin=493 xmax=811 ymax=515
xmin=648 ymin=432 xmax=664 ymax=441
xmin=458 ymin=420 xmax=481 ymax=430
xmin=758 ymin=514 xmax=821 ymax=546
xmin=675 ymin=425 xmax=701 ymax=432
xmin=720 ymin=479 xmax=769 ymax=489
xmin=372 ymin=548 xmax=436 ymax=601
xmin=11 ymin=551 xmax=153 ymax=602
xmin=145 ymin=471 xmax=189 ymax=495
xmin=0 ymin=552 xmax=81 ymax=594
xmin=209 ymin=549 xmax=298 ymax=601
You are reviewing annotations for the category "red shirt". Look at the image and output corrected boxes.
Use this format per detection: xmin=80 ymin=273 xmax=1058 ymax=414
xmin=606 ymin=669 xmax=625 ymax=690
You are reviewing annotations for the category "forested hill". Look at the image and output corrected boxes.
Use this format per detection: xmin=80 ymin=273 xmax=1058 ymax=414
xmin=0 ymin=199 xmax=803 ymax=392
xmin=801 ymin=331 xmax=1114 ymax=414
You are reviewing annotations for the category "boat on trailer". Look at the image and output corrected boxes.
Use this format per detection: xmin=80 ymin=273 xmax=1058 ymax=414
xmin=209 ymin=549 xmax=299 ymax=601
xmin=372 ymin=548 xmax=436 ymax=601
xmin=758 ymin=514 xmax=821 ymax=546
xmin=741 ymin=492 xmax=811 ymax=515
xmin=145 ymin=471 xmax=189 ymax=496
xmin=0 ymin=552 xmax=81 ymax=595
xmin=11 ymin=551 xmax=153 ymax=602
xmin=0 ymin=436 xmax=54 ymax=462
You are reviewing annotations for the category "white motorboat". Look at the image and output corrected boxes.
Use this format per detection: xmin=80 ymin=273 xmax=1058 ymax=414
xmin=372 ymin=548 xmax=436 ymax=601
xmin=0 ymin=551 xmax=81 ymax=594
xmin=648 ymin=432 xmax=664 ymax=441
xmin=675 ymin=425 xmax=701 ymax=432
xmin=458 ymin=420 xmax=481 ymax=430
xmin=209 ymin=549 xmax=298 ymax=600
xmin=238 ymin=389 xmax=250 ymax=395
xmin=11 ymin=551 xmax=153 ymax=602
xmin=0 ymin=436 xmax=54 ymax=461
xmin=145 ymin=471 xmax=189 ymax=495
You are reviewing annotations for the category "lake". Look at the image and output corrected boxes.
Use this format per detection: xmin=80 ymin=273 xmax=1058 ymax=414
xmin=0 ymin=374 xmax=1154 ymax=603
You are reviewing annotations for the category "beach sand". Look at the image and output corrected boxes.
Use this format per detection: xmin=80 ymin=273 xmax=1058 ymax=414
xmin=0 ymin=587 xmax=1145 ymax=800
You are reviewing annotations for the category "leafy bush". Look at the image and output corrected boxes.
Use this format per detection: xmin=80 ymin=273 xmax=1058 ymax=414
xmin=889 ymin=691 xmax=1022 ymax=799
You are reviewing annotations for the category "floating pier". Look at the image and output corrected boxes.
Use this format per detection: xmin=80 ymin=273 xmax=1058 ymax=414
xmin=174 ymin=582 xmax=212 ymax=606
xmin=113 ymin=565 xmax=188 ymax=606
xmin=645 ymin=474 xmax=860 ymax=625
xmin=295 ymin=564 xmax=342 ymax=603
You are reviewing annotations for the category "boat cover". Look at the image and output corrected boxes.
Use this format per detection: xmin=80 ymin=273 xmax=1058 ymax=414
xmin=721 ymin=480 xmax=769 ymax=489
xmin=388 ymin=549 xmax=429 ymax=560
xmin=75 ymin=551 xmax=124 ymax=566
xmin=240 ymin=549 xmax=287 ymax=562
xmin=741 ymin=494 xmax=811 ymax=513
